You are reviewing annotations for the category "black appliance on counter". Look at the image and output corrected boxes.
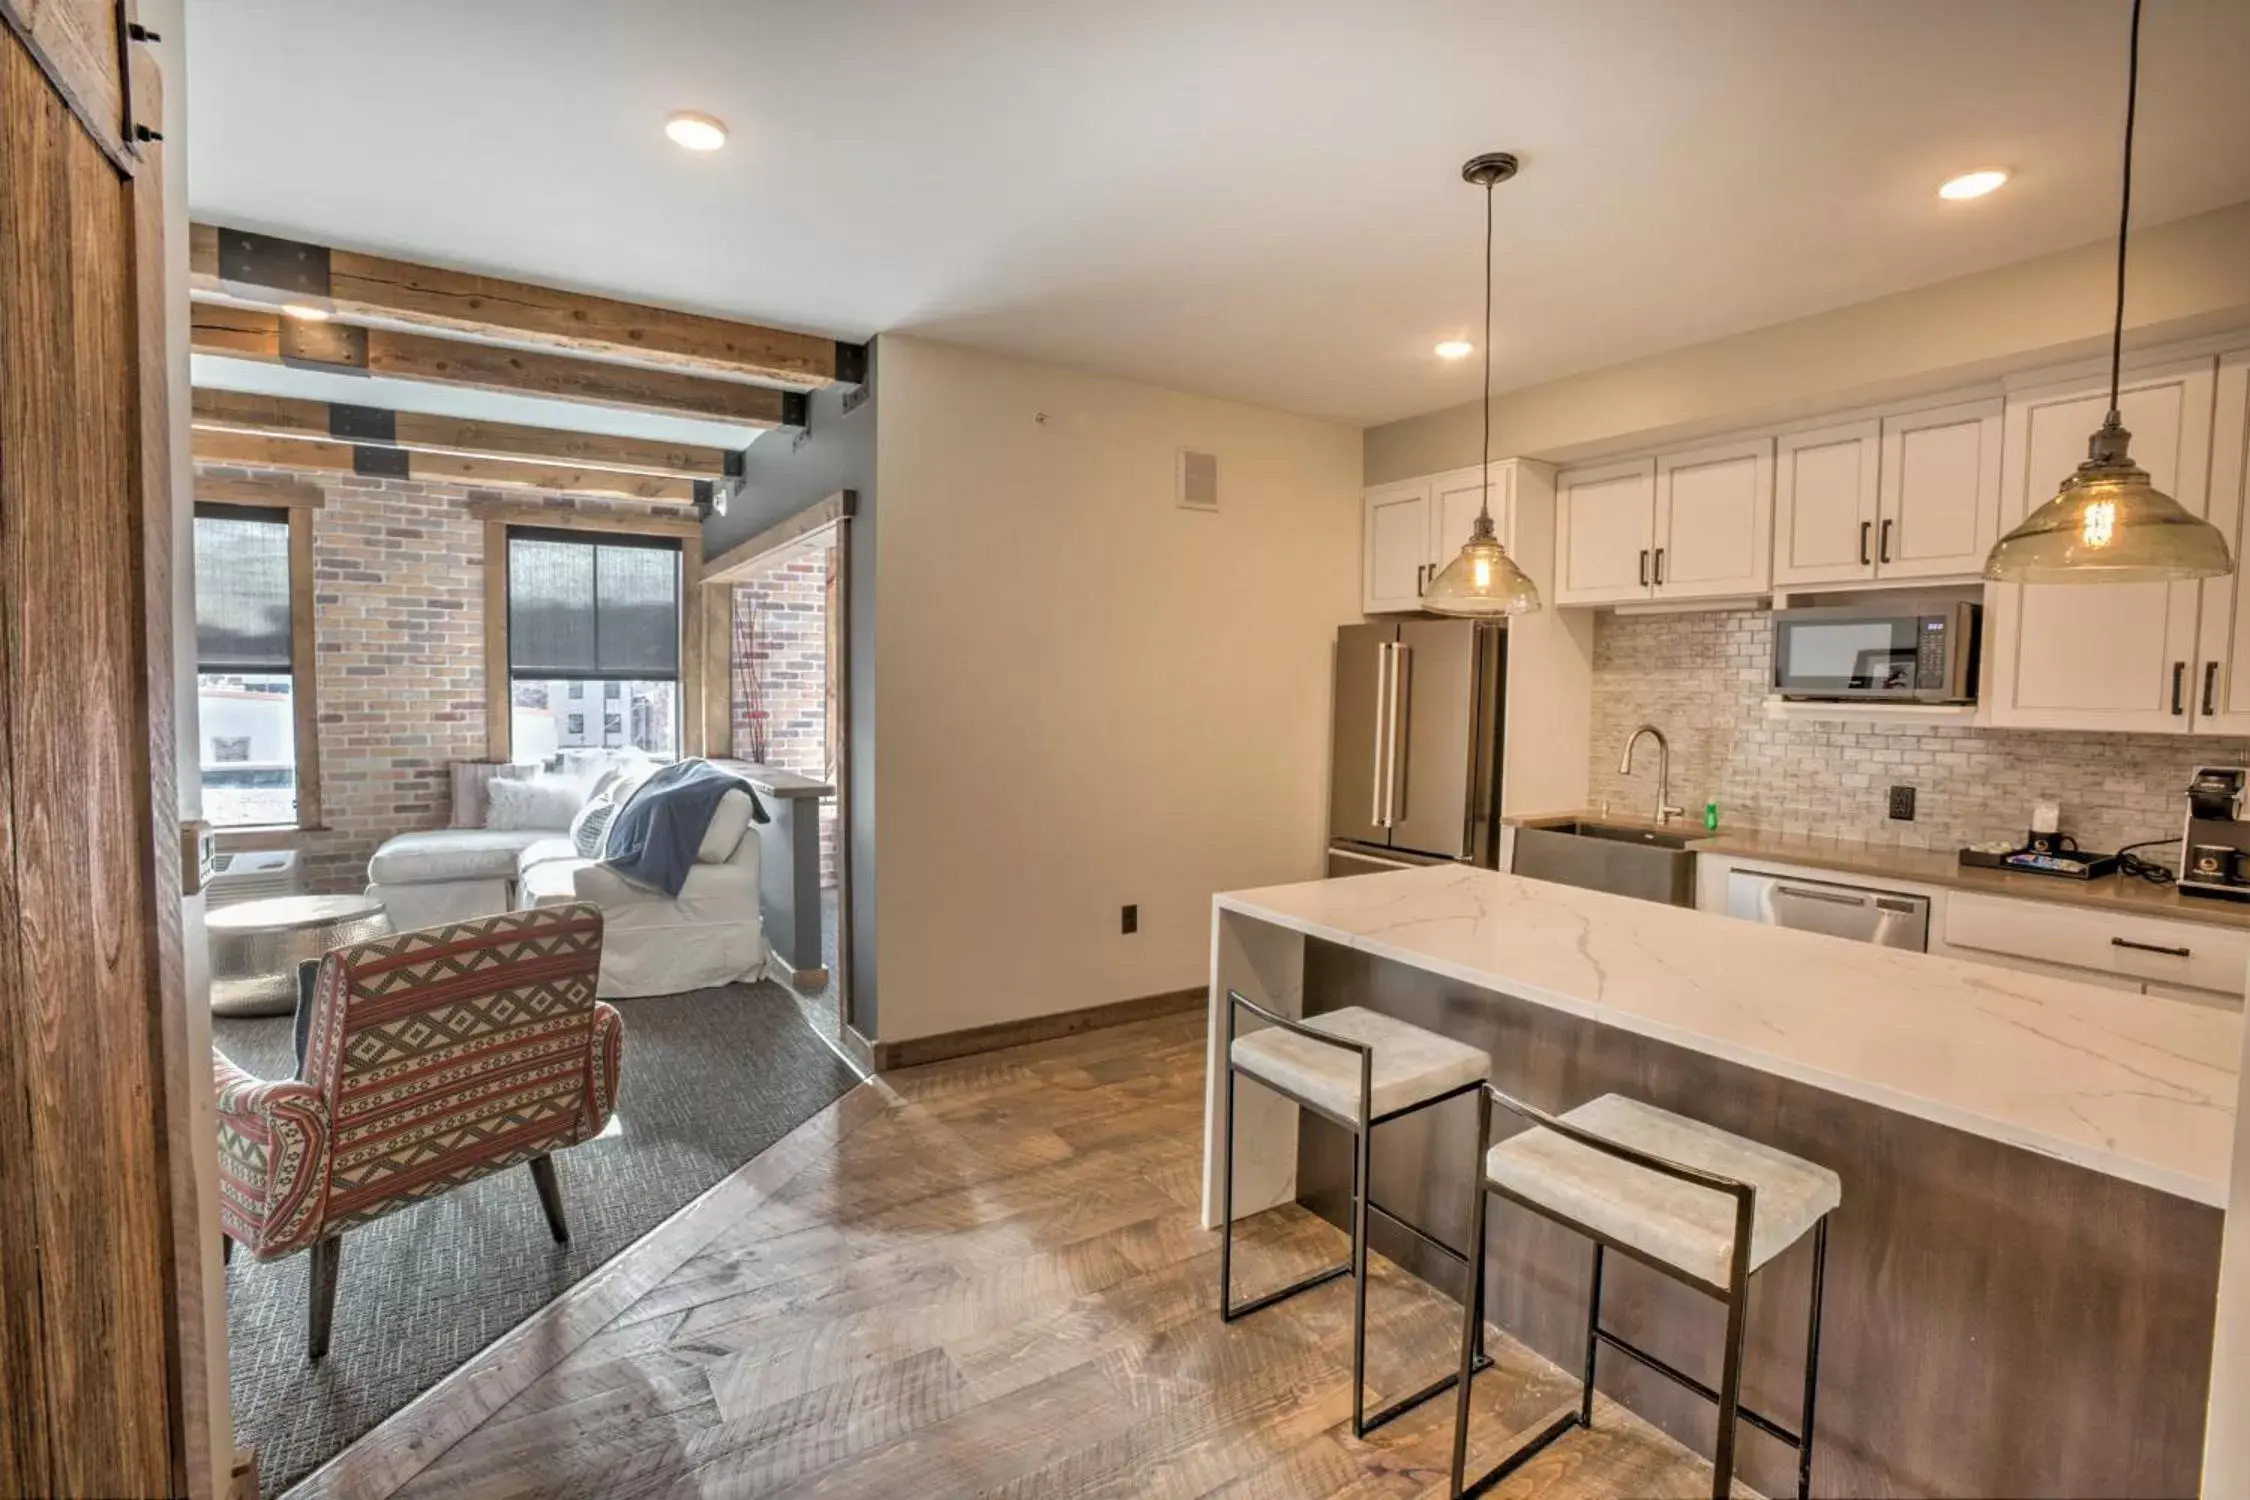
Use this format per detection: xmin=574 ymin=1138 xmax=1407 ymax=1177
xmin=2179 ymin=766 xmax=2250 ymax=900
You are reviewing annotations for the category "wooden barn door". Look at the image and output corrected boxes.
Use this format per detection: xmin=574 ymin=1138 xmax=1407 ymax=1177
xmin=0 ymin=5 xmax=201 ymax=1495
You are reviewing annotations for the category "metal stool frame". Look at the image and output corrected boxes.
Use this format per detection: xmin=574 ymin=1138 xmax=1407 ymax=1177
xmin=1219 ymin=989 xmax=1492 ymax=1437
xmin=1449 ymin=1084 xmax=1831 ymax=1500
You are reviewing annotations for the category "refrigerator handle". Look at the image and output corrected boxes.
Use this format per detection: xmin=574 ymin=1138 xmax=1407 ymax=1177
xmin=1369 ymin=642 xmax=1393 ymax=827
xmin=1387 ymin=644 xmax=1412 ymax=825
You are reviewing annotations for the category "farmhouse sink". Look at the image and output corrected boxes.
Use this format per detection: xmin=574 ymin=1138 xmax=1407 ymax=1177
xmin=1510 ymin=819 xmax=1699 ymax=907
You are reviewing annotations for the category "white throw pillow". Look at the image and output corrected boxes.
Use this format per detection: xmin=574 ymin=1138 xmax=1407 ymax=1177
xmin=485 ymin=775 xmax=585 ymax=832
xmin=696 ymin=788 xmax=756 ymax=863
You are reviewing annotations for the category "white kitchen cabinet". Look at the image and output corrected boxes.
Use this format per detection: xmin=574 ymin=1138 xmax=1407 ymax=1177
xmin=1877 ymin=399 xmax=2003 ymax=580
xmin=1552 ymin=459 xmax=1657 ymax=606
xmin=1361 ymin=464 xmax=1528 ymax=615
xmin=2192 ymin=353 xmax=2250 ymax=732
xmin=1654 ymin=438 xmax=1773 ymax=600
xmin=1772 ymin=422 xmax=1881 ymax=586
xmin=1363 ymin=478 xmax=1432 ymax=613
xmin=1430 ymin=464 xmax=1512 ymax=575
xmin=1984 ymin=359 xmax=2218 ymax=733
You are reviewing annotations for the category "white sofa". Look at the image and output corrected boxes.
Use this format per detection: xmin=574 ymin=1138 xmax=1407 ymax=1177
xmin=364 ymin=771 xmax=765 ymax=999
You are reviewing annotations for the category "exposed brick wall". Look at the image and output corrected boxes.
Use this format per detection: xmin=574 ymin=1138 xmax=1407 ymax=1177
xmin=1587 ymin=607 xmax=2245 ymax=858
xmin=194 ymin=461 xmax=684 ymax=893
xmin=730 ymin=542 xmax=838 ymax=886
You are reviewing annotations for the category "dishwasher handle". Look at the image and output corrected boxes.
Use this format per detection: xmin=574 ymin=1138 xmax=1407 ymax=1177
xmin=1774 ymin=884 xmax=1869 ymax=908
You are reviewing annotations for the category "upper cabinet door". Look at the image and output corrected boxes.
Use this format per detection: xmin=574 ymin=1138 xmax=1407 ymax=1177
xmin=1553 ymin=458 xmax=1656 ymax=606
xmin=1985 ymin=360 xmax=2216 ymax=733
xmin=1877 ymin=399 xmax=2003 ymax=581
xmin=1653 ymin=438 xmax=1773 ymax=599
xmin=2193 ymin=354 xmax=2250 ymax=733
xmin=1772 ymin=422 xmax=1880 ymax=587
xmin=1431 ymin=464 xmax=1515 ymax=574
xmin=1363 ymin=479 xmax=1433 ymax=614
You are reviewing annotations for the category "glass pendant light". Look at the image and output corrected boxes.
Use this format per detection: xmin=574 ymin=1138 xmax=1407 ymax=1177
xmin=1425 ymin=152 xmax=1542 ymax=616
xmin=1984 ymin=0 xmax=2232 ymax=584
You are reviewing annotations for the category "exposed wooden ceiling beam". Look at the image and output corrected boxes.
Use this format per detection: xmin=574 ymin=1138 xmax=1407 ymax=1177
xmin=190 ymin=303 xmax=802 ymax=429
xmin=193 ymin=474 xmax=326 ymax=510
xmin=190 ymin=428 xmax=703 ymax=506
xmin=189 ymin=222 xmax=857 ymax=390
xmin=191 ymin=388 xmax=734 ymax=482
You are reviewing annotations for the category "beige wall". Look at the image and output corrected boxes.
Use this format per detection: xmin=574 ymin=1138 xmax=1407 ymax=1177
xmin=872 ymin=336 xmax=1362 ymax=1043
xmin=1367 ymin=200 xmax=2250 ymax=483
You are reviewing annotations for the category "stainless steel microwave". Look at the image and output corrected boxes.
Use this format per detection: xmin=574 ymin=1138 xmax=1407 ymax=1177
xmin=1771 ymin=602 xmax=1980 ymax=702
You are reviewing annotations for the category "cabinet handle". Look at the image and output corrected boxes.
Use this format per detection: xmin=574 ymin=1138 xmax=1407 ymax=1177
xmin=1416 ymin=562 xmax=1428 ymax=595
xmin=2112 ymin=936 xmax=2191 ymax=959
xmin=1879 ymin=517 xmax=1894 ymax=564
xmin=1859 ymin=521 xmax=1871 ymax=567
xmin=1653 ymin=548 xmax=1666 ymax=586
xmin=2205 ymin=660 xmax=2220 ymax=718
xmin=1639 ymin=549 xmax=1650 ymax=588
xmin=2172 ymin=661 xmax=2187 ymax=716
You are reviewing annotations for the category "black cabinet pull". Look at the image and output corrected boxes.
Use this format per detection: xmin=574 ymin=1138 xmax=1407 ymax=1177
xmin=1639 ymin=549 xmax=1650 ymax=588
xmin=1879 ymin=517 xmax=1894 ymax=564
xmin=1859 ymin=521 xmax=1871 ymax=567
xmin=2172 ymin=661 xmax=2187 ymax=715
xmin=2112 ymin=936 xmax=2191 ymax=958
xmin=2205 ymin=660 xmax=2220 ymax=718
xmin=1653 ymin=548 xmax=1666 ymax=586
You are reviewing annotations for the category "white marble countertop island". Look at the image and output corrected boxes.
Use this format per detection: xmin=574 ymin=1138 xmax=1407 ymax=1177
xmin=1212 ymin=862 xmax=2238 ymax=1206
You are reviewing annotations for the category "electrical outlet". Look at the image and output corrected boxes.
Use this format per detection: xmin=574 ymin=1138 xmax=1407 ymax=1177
xmin=1888 ymin=785 xmax=1916 ymax=821
xmin=1121 ymin=904 xmax=1138 ymax=935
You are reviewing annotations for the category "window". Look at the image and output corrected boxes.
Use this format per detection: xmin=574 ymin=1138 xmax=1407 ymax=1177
xmin=194 ymin=504 xmax=316 ymax=828
xmin=505 ymin=528 xmax=682 ymax=760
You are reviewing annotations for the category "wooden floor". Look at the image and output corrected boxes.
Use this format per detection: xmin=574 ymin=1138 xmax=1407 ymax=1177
xmin=288 ymin=1013 xmax=1741 ymax=1499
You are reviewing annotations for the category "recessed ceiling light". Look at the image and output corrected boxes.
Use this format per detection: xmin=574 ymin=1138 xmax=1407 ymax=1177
xmin=280 ymin=302 xmax=330 ymax=322
xmin=665 ymin=111 xmax=728 ymax=152
xmin=1938 ymin=169 xmax=2009 ymax=201
xmin=1434 ymin=340 xmax=1474 ymax=360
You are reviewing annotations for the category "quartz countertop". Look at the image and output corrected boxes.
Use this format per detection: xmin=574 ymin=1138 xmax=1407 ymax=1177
xmin=1508 ymin=811 xmax=2250 ymax=931
xmin=1216 ymin=863 xmax=2238 ymax=1206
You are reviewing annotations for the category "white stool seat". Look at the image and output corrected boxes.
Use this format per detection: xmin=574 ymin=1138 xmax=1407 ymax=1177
xmin=1230 ymin=1006 xmax=1489 ymax=1124
xmin=1485 ymin=1095 xmax=1841 ymax=1289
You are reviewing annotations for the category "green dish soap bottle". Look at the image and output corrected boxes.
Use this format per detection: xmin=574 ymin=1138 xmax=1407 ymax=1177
xmin=1703 ymin=800 xmax=1719 ymax=832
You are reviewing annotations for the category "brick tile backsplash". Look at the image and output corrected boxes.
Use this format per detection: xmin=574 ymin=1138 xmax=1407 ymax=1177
xmin=1585 ymin=608 xmax=2242 ymax=860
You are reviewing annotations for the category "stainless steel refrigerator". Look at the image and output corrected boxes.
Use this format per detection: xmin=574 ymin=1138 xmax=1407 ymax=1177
xmin=1327 ymin=619 xmax=1505 ymax=876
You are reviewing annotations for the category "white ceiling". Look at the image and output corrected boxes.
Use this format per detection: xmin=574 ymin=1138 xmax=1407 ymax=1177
xmin=184 ymin=0 xmax=2250 ymax=428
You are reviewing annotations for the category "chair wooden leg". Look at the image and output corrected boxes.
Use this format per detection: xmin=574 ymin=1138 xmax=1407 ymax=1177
xmin=308 ymin=1237 xmax=342 ymax=1361
xmin=529 ymin=1154 xmax=570 ymax=1243
xmin=222 ymin=1235 xmax=233 ymax=1267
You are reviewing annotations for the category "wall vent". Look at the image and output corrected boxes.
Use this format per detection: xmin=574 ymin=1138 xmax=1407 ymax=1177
xmin=1176 ymin=449 xmax=1218 ymax=512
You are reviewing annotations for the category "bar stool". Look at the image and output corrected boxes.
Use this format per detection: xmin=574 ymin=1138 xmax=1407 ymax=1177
xmin=1449 ymin=1089 xmax=1839 ymax=1500
xmin=1219 ymin=990 xmax=1493 ymax=1436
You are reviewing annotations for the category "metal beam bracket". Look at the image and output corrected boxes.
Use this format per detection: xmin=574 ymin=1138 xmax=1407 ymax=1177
xmin=327 ymin=403 xmax=396 ymax=443
xmin=215 ymin=227 xmax=332 ymax=297
xmin=351 ymin=445 xmax=411 ymax=479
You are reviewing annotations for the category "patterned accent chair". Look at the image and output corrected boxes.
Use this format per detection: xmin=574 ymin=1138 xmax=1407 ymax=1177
xmin=213 ymin=903 xmax=623 ymax=1358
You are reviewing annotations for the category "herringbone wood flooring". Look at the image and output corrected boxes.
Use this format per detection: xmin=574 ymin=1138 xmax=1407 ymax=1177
xmin=291 ymin=1013 xmax=1740 ymax=1498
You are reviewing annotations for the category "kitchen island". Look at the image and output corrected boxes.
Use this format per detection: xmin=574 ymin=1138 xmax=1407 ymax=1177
xmin=1203 ymin=863 xmax=2237 ymax=1498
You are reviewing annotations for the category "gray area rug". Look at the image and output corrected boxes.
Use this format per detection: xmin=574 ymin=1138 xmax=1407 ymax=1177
xmin=215 ymin=967 xmax=859 ymax=1496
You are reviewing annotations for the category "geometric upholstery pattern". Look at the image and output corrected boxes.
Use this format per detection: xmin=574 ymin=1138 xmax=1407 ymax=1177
xmin=215 ymin=903 xmax=622 ymax=1259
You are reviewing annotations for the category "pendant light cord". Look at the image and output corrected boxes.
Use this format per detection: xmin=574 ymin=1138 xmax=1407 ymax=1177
xmin=1479 ymin=176 xmax=1494 ymax=520
xmin=2108 ymin=0 xmax=2141 ymax=421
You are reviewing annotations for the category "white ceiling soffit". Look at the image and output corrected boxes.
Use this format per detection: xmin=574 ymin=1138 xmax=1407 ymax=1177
xmin=185 ymin=0 xmax=2250 ymax=428
xmin=188 ymin=354 xmax=777 ymax=452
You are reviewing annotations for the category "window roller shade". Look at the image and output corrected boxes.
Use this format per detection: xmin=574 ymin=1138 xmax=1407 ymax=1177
xmin=194 ymin=510 xmax=293 ymax=672
xmin=508 ymin=530 xmax=680 ymax=679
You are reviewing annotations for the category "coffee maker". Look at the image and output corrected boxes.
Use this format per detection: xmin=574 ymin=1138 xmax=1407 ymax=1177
xmin=2179 ymin=767 xmax=2250 ymax=900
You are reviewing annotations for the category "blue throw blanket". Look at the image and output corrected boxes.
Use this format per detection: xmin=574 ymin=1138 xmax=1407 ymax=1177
xmin=602 ymin=759 xmax=766 ymax=898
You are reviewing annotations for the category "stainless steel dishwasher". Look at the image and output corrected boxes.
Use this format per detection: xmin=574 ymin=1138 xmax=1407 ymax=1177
xmin=1724 ymin=869 xmax=1931 ymax=951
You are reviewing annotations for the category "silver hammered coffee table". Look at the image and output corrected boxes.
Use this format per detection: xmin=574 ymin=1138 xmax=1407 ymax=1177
xmin=208 ymin=894 xmax=393 ymax=1017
